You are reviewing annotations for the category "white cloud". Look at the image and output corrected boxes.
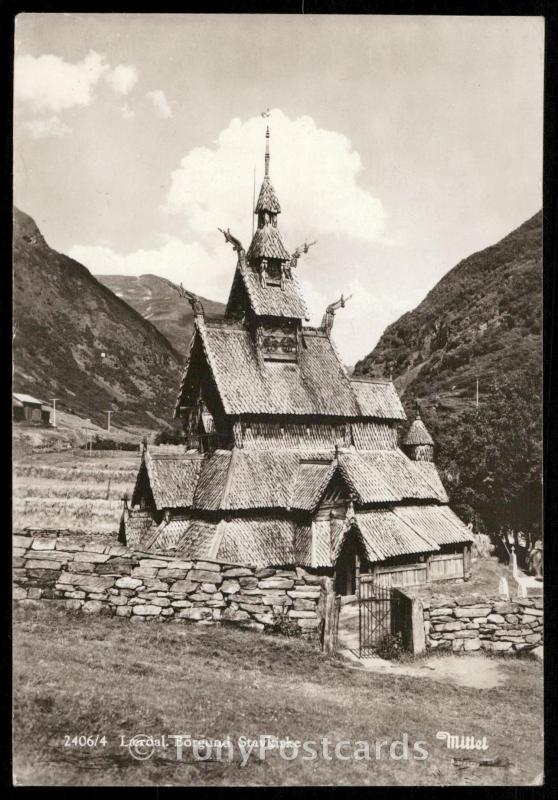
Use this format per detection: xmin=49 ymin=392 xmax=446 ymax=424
xmin=22 ymin=115 xmax=72 ymax=139
xmin=119 ymin=103 xmax=135 ymax=120
xmin=69 ymin=237 xmax=231 ymax=302
xmin=14 ymin=50 xmax=108 ymax=113
xmin=147 ymin=89 xmax=173 ymax=118
xmin=164 ymin=109 xmax=386 ymax=244
xmin=105 ymin=64 xmax=138 ymax=95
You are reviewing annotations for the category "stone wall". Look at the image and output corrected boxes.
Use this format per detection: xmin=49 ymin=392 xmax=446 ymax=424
xmin=12 ymin=535 xmax=323 ymax=637
xmin=424 ymin=594 xmax=543 ymax=653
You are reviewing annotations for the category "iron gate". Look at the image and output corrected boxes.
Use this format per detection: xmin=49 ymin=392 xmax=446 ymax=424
xmin=358 ymin=577 xmax=393 ymax=656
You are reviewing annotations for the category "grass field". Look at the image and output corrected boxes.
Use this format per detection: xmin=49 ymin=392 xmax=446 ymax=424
xmin=12 ymin=451 xmax=139 ymax=536
xmin=13 ymin=604 xmax=543 ymax=787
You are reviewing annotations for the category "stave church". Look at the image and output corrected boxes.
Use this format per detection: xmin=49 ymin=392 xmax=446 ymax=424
xmin=122 ymin=127 xmax=472 ymax=594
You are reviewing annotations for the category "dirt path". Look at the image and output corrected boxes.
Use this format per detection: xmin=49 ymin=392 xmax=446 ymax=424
xmin=338 ymin=602 xmax=506 ymax=689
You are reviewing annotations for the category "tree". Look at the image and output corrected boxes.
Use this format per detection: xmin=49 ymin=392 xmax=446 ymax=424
xmin=436 ymin=367 xmax=542 ymax=549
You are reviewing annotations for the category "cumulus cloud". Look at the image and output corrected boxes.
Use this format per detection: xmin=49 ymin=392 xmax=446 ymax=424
xmin=22 ymin=115 xmax=72 ymax=139
xmin=147 ymin=89 xmax=173 ymax=118
xmin=69 ymin=237 xmax=231 ymax=302
xmin=164 ymin=109 xmax=386 ymax=244
xmin=14 ymin=50 xmax=108 ymax=113
xmin=119 ymin=103 xmax=135 ymax=120
xmin=105 ymin=64 xmax=138 ymax=95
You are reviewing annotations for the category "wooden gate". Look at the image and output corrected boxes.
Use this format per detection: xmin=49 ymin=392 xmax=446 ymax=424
xmin=358 ymin=577 xmax=393 ymax=656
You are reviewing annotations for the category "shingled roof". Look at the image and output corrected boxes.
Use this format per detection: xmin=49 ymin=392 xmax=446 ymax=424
xmin=393 ymin=505 xmax=473 ymax=545
xmin=247 ymin=225 xmax=290 ymax=261
xmin=403 ymin=414 xmax=435 ymax=446
xmin=351 ymin=379 xmax=406 ymax=420
xmin=238 ymin=262 xmax=308 ymax=318
xmin=255 ymin=175 xmax=281 ymax=214
xmin=135 ymin=446 xmax=449 ymax=513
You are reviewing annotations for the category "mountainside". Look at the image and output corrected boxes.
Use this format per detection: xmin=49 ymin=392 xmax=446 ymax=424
xmin=355 ymin=211 xmax=542 ymax=414
xmin=13 ymin=208 xmax=182 ymax=430
xmin=97 ymin=274 xmax=225 ymax=356
xmin=354 ymin=211 xmax=542 ymax=535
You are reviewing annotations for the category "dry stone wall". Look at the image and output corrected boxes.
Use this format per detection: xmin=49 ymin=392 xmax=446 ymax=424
xmin=12 ymin=535 xmax=323 ymax=637
xmin=424 ymin=594 xmax=543 ymax=653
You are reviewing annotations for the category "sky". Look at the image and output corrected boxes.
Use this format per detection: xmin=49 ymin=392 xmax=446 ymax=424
xmin=13 ymin=14 xmax=544 ymax=364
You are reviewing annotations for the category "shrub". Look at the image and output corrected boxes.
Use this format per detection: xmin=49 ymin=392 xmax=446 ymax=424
xmin=375 ymin=632 xmax=404 ymax=661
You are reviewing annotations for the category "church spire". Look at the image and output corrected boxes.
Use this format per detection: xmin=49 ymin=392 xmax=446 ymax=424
xmin=265 ymin=125 xmax=270 ymax=177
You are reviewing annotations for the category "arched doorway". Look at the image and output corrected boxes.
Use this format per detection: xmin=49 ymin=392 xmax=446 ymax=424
xmin=334 ymin=528 xmax=365 ymax=596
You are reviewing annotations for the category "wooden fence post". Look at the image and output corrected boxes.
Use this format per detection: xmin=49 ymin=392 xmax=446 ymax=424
xmin=321 ymin=576 xmax=339 ymax=655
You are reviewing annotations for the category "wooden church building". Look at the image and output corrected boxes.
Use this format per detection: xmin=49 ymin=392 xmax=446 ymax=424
xmin=123 ymin=128 xmax=473 ymax=593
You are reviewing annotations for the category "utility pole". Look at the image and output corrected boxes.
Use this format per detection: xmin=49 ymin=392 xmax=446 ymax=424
xmin=252 ymin=166 xmax=256 ymax=238
xmin=105 ymin=411 xmax=112 ymax=433
xmin=50 ymin=398 xmax=58 ymax=428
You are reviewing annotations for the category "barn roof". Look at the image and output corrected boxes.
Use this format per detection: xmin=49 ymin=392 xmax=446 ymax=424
xmin=132 ymin=451 xmax=204 ymax=510
xmin=12 ymin=392 xmax=44 ymax=405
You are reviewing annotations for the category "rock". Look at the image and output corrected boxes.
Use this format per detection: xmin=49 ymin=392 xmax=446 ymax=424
xmin=31 ymin=539 xmax=57 ymax=551
xmin=116 ymin=606 xmax=133 ymax=617
xmin=253 ymin=613 xmax=275 ymax=625
xmin=27 ymin=587 xmax=42 ymax=599
xmin=82 ymin=600 xmax=103 ymax=614
xmin=531 ymin=646 xmax=543 ymax=661
xmin=188 ymin=570 xmax=223 ymax=584
xmin=258 ymin=578 xmax=294 ymax=590
xmin=505 ymin=614 xmax=519 ymax=624
xmin=111 ymin=595 xmax=128 ymax=606
xmin=493 ymin=602 xmax=515 ymax=614
xmin=436 ymin=621 xmax=464 ymax=632
xmin=56 ymin=574 xmax=115 ymax=593
xmin=256 ymin=568 xmax=276 ymax=579
xmin=66 ymin=562 xmax=95 ymax=573
xmin=201 ymin=583 xmax=218 ymax=593
xmin=238 ymin=603 xmax=266 ymax=614
xmin=177 ymin=608 xmax=212 ymax=621
xmin=221 ymin=580 xmax=240 ymax=594
xmin=235 ymin=594 xmax=264 ymax=605
xmin=287 ymin=589 xmax=321 ymax=599
xmin=171 ymin=600 xmax=193 ymax=608
xmin=463 ymin=637 xmax=481 ymax=651
xmin=287 ymin=610 xmax=316 ymax=619
xmin=132 ymin=567 xmax=158 ymax=578
xmin=295 ymin=567 xmax=323 ymax=585
xmin=293 ymin=599 xmax=317 ymax=611
xmin=452 ymin=639 xmax=464 ymax=652
xmin=170 ymin=580 xmax=200 ymax=595
xmin=158 ymin=569 xmax=187 ymax=580
xmin=453 ymin=630 xmax=479 ymax=639
xmin=142 ymin=579 xmax=169 ymax=592
xmin=222 ymin=568 xmax=253 ymax=578
xmin=430 ymin=607 xmax=455 ymax=617
xmin=65 ymin=599 xmax=83 ymax=611
xmin=261 ymin=595 xmax=292 ymax=606
xmin=453 ymin=606 xmax=491 ymax=618
xmin=115 ymin=577 xmax=143 ymax=590
xmin=492 ymin=641 xmax=513 ymax=651
xmin=13 ymin=534 xmax=32 ymax=548
xmin=206 ymin=599 xmax=226 ymax=608
xmin=13 ymin=586 xmax=27 ymax=600
xmin=239 ymin=576 xmax=258 ymax=589
xmin=222 ymin=608 xmax=250 ymax=621
xmin=74 ymin=552 xmax=111 ymax=563
xmin=25 ymin=559 xmax=62 ymax=570
xmin=486 ymin=613 xmax=506 ymax=624
xmin=132 ymin=605 xmax=162 ymax=616
xmin=151 ymin=598 xmax=171 ymax=607
xmin=525 ymin=633 xmax=542 ymax=643
xmin=297 ymin=618 xmax=319 ymax=629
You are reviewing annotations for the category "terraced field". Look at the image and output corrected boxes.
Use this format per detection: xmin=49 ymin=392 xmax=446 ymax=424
xmin=12 ymin=451 xmax=140 ymax=536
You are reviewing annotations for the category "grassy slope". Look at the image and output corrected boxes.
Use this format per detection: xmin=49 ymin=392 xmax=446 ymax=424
xmin=12 ymin=451 xmax=139 ymax=535
xmin=354 ymin=211 xmax=542 ymax=416
xmin=13 ymin=604 xmax=543 ymax=787
xmin=98 ymin=274 xmax=225 ymax=357
xmin=13 ymin=208 xmax=182 ymax=430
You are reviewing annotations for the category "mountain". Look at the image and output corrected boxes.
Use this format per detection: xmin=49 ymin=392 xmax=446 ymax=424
xmin=354 ymin=211 xmax=542 ymax=535
xmin=97 ymin=275 xmax=225 ymax=356
xmin=355 ymin=211 xmax=542 ymax=415
xmin=12 ymin=208 xmax=182 ymax=430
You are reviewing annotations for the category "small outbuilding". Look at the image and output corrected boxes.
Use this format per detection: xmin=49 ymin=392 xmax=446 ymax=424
xmin=12 ymin=393 xmax=51 ymax=426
